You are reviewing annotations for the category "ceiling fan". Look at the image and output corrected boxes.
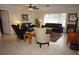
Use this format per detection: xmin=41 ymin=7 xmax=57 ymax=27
xmin=25 ymin=4 xmax=39 ymax=10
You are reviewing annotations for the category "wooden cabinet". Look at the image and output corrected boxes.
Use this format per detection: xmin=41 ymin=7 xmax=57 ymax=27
xmin=67 ymin=32 xmax=77 ymax=44
xmin=67 ymin=24 xmax=75 ymax=32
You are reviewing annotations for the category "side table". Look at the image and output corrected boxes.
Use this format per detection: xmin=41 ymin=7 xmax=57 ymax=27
xmin=24 ymin=32 xmax=35 ymax=44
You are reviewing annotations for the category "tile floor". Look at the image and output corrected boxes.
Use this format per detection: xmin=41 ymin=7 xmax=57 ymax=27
xmin=0 ymin=33 xmax=78 ymax=55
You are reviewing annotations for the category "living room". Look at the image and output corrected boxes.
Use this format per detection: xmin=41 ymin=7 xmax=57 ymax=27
xmin=0 ymin=4 xmax=79 ymax=55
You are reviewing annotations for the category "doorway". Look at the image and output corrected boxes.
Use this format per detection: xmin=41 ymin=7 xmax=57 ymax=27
xmin=0 ymin=10 xmax=10 ymax=34
xmin=0 ymin=11 xmax=3 ymax=34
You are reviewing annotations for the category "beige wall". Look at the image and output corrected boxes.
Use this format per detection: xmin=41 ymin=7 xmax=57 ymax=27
xmin=0 ymin=5 xmax=79 ymax=34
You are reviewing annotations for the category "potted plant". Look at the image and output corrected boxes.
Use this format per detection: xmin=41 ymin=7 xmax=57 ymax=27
xmin=35 ymin=18 xmax=40 ymax=27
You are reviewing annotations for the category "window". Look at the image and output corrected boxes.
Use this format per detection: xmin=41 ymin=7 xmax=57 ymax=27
xmin=44 ymin=13 xmax=66 ymax=27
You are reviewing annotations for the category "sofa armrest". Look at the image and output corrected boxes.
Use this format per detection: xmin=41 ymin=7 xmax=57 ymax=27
xmin=53 ymin=26 xmax=63 ymax=33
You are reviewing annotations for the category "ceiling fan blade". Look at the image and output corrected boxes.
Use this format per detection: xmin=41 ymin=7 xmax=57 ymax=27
xmin=35 ymin=8 xmax=39 ymax=9
xmin=33 ymin=6 xmax=39 ymax=9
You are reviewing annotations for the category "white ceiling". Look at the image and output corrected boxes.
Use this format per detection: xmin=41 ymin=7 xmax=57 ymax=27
xmin=1 ymin=4 xmax=79 ymax=10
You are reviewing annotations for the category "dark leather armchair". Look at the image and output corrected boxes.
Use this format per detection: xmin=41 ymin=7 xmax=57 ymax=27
xmin=11 ymin=25 xmax=26 ymax=39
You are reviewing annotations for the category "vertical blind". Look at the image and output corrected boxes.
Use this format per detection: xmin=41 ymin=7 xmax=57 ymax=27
xmin=44 ymin=13 xmax=66 ymax=27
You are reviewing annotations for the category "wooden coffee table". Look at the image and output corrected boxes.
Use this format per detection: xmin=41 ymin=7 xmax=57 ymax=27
xmin=24 ymin=32 xmax=35 ymax=44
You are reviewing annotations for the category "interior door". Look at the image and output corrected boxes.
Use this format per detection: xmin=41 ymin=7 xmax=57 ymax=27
xmin=0 ymin=12 xmax=3 ymax=34
xmin=1 ymin=10 xmax=10 ymax=34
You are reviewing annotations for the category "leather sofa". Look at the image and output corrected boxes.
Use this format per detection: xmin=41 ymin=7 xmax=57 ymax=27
xmin=45 ymin=23 xmax=63 ymax=33
xmin=21 ymin=23 xmax=34 ymax=32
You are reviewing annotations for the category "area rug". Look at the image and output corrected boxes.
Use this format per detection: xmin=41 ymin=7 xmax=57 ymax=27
xmin=50 ymin=32 xmax=62 ymax=42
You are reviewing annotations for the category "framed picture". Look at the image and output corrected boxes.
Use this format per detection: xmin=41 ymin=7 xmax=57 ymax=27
xmin=68 ymin=13 xmax=77 ymax=22
xmin=22 ymin=14 xmax=28 ymax=21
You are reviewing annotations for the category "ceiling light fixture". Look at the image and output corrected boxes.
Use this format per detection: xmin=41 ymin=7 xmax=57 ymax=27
xmin=28 ymin=7 xmax=33 ymax=10
xmin=27 ymin=4 xmax=39 ymax=10
xmin=28 ymin=4 xmax=33 ymax=10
